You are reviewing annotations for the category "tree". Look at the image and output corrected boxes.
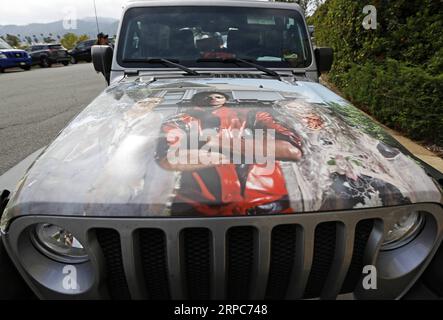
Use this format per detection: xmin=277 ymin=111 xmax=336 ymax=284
xmin=275 ymin=0 xmax=324 ymax=15
xmin=60 ymin=33 xmax=79 ymax=50
xmin=5 ymin=34 xmax=21 ymax=47
xmin=77 ymin=34 xmax=90 ymax=43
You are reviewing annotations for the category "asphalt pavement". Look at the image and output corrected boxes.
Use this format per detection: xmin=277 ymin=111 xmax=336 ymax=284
xmin=0 ymin=63 xmax=106 ymax=175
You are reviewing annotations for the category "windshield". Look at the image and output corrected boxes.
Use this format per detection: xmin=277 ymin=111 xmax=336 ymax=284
xmin=49 ymin=44 xmax=64 ymax=50
xmin=0 ymin=38 xmax=12 ymax=50
xmin=118 ymin=6 xmax=312 ymax=69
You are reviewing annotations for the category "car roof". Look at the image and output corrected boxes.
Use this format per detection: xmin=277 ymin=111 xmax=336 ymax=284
xmin=32 ymin=43 xmax=62 ymax=46
xmin=125 ymin=0 xmax=302 ymax=11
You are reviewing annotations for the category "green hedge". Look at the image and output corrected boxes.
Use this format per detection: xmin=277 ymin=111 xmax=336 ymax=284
xmin=309 ymin=0 xmax=443 ymax=146
xmin=337 ymin=60 xmax=443 ymax=145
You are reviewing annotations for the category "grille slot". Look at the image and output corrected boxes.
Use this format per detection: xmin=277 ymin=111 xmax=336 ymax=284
xmin=265 ymin=224 xmax=297 ymax=300
xmin=340 ymin=219 xmax=375 ymax=293
xmin=227 ymin=227 xmax=255 ymax=299
xmin=95 ymin=228 xmax=131 ymax=300
xmin=139 ymin=229 xmax=170 ymax=300
xmin=182 ymin=228 xmax=212 ymax=300
xmin=303 ymin=222 xmax=337 ymax=299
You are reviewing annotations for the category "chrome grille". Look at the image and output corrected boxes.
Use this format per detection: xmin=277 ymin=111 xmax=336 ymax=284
xmin=95 ymin=218 xmax=374 ymax=300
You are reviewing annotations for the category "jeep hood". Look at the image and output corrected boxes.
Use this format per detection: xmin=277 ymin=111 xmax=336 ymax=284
xmin=3 ymin=78 xmax=442 ymax=224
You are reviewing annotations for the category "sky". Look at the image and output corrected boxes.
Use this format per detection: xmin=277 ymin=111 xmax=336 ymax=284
xmin=0 ymin=0 xmax=293 ymax=26
xmin=0 ymin=0 xmax=129 ymax=25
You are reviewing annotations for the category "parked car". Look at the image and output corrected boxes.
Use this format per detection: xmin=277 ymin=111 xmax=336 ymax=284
xmin=68 ymin=39 xmax=96 ymax=64
xmin=108 ymin=37 xmax=116 ymax=47
xmin=28 ymin=44 xmax=70 ymax=68
xmin=0 ymin=38 xmax=32 ymax=72
xmin=1 ymin=0 xmax=443 ymax=300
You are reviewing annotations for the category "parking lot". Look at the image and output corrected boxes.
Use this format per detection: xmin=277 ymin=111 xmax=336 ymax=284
xmin=0 ymin=63 xmax=106 ymax=175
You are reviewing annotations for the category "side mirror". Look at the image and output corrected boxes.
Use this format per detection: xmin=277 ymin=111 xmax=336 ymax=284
xmin=314 ymin=47 xmax=333 ymax=74
xmin=92 ymin=45 xmax=113 ymax=85
xmin=308 ymin=25 xmax=315 ymax=37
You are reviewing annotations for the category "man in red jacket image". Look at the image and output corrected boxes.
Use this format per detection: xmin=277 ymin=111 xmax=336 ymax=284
xmin=156 ymin=91 xmax=303 ymax=216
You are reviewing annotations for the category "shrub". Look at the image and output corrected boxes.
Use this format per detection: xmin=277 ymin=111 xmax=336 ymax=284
xmin=339 ymin=60 xmax=443 ymax=145
xmin=309 ymin=0 xmax=443 ymax=146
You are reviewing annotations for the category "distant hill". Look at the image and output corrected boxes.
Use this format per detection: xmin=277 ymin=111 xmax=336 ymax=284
xmin=0 ymin=17 xmax=119 ymax=43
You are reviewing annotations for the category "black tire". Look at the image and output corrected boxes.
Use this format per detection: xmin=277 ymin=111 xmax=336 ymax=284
xmin=21 ymin=66 xmax=31 ymax=71
xmin=62 ymin=61 xmax=69 ymax=66
xmin=85 ymin=58 xmax=92 ymax=63
xmin=40 ymin=57 xmax=51 ymax=68
xmin=0 ymin=68 xmax=4 ymax=73
xmin=70 ymin=56 xmax=77 ymax=64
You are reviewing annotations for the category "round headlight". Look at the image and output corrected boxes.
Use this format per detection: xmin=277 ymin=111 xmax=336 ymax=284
xmin=31 ymin=224 xmax=89 ymax=263
xmin=381 ymin=212 xmax=424 ymax=251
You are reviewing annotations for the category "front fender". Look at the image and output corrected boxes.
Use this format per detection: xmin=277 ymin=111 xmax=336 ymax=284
xmin=0 ymin=150 xmax=44 ymax=299
xmin=0 ymin=148 xmax=45 ymax=213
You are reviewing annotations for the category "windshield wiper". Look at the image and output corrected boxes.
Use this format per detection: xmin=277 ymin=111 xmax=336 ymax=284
xmin=123 ymin=58 xmax=200 ymax=76
xmin=197 ymin=57 xmax=282 ymax=81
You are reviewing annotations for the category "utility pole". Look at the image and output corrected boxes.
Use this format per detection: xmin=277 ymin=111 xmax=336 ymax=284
xmin=93 ymin=0 xmax=100 ymax=34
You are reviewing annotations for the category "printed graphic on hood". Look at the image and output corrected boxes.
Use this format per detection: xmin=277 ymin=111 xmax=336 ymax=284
xmin=155 ymin=91 xmax=302 ymax=216
xmin=149 ymin=90 xmax=424 ymax=216
xmin=3 ymin=80 xmax=441 ymax=223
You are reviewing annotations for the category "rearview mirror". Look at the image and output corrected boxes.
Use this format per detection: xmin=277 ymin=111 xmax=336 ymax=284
xmin=92 ymin=45 xmax=113 ymax=85
xmin=314 ymin=47 xmax=333 ymax=74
